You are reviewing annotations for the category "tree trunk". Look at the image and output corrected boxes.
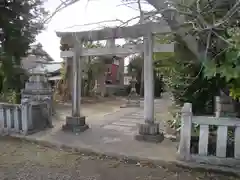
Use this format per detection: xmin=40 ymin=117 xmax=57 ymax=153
xmin=146 ymin=0 xmax=202 ymax=61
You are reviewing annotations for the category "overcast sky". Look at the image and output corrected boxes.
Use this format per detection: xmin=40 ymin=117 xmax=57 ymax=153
xmin=36 ymin=0 xmax=153 ymax=62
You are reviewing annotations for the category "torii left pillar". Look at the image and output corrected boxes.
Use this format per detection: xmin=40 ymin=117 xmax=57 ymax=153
xmin=62 ymin=41 xmax=89 ymax=133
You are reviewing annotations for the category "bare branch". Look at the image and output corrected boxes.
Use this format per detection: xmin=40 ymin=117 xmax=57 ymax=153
xmin=60 ymin=19 xmax=126 ymax=30
xmin=214 ymin=0 xmax=240 ymax=27
xmin=43 ymin=0 xmax=82 ymax=24
xmin=137 ymin=0 xmax=144 ymax=23
xmin=212 ymin=31 xmax=234 ymax=47
xmin=204 ymin=30 xmax=212 ymax=60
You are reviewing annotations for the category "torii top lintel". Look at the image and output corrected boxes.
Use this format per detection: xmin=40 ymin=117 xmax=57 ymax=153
xmin=56 ymin=21 xmax=171 ymax=44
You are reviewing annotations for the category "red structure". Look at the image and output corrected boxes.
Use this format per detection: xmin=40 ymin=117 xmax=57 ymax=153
xmin=111 ymin=64 xmax=118 ymax=83
xmin=105 ymin=64 xmax=119 ymax=84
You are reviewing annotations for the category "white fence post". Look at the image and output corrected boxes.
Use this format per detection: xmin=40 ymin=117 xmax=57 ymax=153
xmin=178 ymin=102 xmax=192 ymax=161
xmin=6 ymin=107 xmax=11 ymax=132
xmin=235 ymin=126 xmax=240 ymax=158
xmin=215 ymin=96 xmax=221 ymax=118
xmin=0 ymin=104 xmax=4 ymax=133
xmin=21 ymin=100 xmax=29 ymax=135
xmin=13 ymin=106 xmax=21 ymax=132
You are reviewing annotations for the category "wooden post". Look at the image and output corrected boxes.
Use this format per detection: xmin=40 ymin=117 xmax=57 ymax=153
xmin=178 ymin=103 xmax=192 ymax=160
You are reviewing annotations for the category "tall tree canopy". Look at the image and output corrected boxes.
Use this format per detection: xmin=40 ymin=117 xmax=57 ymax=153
xmin=0 ymin=0 xmax=47 ymax=102
xmin=153 ymin=0 xmax=240 ymax=114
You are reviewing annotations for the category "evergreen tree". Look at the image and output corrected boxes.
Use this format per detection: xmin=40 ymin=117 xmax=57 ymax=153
xmin=0 ymin=0 xmax=47 ymax=102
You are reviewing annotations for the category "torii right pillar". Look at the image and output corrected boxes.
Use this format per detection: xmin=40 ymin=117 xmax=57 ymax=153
xmin=135 ymin=33 xmax=164 ymax=143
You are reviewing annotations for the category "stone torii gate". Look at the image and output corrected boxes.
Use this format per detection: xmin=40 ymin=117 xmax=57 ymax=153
xmin=56 ymin=21 xmax=173 ymax=142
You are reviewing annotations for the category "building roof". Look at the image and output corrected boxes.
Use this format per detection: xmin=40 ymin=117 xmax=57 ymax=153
xmin=44 ymin=63 xmax=62 ymax=73
xmin=48 ymin=75 xmax=62 ymax=81
xmin=29 ymin=63 xmax=62 ymax=74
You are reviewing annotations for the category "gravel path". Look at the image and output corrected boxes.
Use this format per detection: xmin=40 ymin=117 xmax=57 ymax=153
xmin=0 ymin=137 xmax=238 ymax=180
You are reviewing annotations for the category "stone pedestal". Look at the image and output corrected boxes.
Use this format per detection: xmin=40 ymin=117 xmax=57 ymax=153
xmin=62 ymin=116 xmax=89 ymax=133
xmin=135 ymin=123 xmax=164 ymax=143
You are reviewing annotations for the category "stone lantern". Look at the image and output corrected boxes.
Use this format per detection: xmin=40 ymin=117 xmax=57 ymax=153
xmin=21 ymin=66 xmax=54 ymax=132
xmin=122 ymin=69 xmax=140 ymax=107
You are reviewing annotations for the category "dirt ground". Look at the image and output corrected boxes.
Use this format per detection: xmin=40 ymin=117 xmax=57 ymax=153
xmin=0 ymin=137 xmax=238 ymax=180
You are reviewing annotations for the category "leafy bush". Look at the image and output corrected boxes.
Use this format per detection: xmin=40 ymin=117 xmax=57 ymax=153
xmin=0 ymin=90 xmax=18 ymax=103
xmin=156 ymin=36 xmax=221 ymax=115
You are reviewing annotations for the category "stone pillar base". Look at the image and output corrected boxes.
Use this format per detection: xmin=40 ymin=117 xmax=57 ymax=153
xmin=135 ymin=123 xmax=164 ymax=143
xmin=62 ymin=116 xmax=89 ymax=133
